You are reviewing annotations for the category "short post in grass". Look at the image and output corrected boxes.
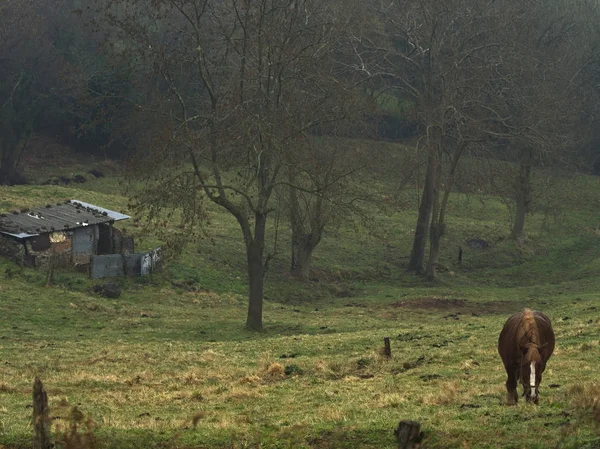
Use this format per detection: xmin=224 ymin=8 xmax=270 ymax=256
xmin=394 ymin=420 xmax=423 ymax=449
xmin=384 ymin=337 xmax=392 ymax=358
xmin=33 ymin=377 xmax=52 ymax=449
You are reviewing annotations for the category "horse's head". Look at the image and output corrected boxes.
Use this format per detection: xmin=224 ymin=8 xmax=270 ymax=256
xmin=520 ymin=343 xmax=547 ymax=404
xmin=520 ymin=359 xmax=541 ymax=404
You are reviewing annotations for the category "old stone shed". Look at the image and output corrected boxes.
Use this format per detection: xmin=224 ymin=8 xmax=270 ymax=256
xmin=0 ymin=200 xmax=131 ymax=268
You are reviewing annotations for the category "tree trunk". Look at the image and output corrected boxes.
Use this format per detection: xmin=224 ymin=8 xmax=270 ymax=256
xmin=0 ymin=165 xmax=15 ymax=185
xmin=425 ymin=144 xmax=464 ymax=281
xmin=0 ymin=122 xmax=27 ymax=186
xmin=288 ymin=182 xmax=323 ymax=281
xmin=425 ymin=226 xmax=441 ymax=281
xmin=511 ymin=149 xmax=532 ymax=242
xmin=0 ymin=147 xmax=18 ymax=185
xmin=408 ymin=149 xmax=436 ymax=274
xmin=512 ymin=195 xmax=528 ymax=241
xmin=246 ymin=242 xmax=264 ymax=331
xmin=291 ymin=234 xmax=314 ymax=281
xmin=245 ymin=213 xmax=266 ymax=331
xmin=425 ymin=153 xmax=442 ymax=281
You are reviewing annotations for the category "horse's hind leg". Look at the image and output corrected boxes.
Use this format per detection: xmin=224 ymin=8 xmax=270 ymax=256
xmin=505 ymin=367 xmax=519 ymax=405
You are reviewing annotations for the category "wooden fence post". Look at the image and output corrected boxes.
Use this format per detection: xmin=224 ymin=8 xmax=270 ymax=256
xmin=394 ymin=420 xmax=423 ymax=449
xmin=384 ymin=337 xmax=392 ymax=358
xmin=33 ymin=377 xmax=52 ymax=449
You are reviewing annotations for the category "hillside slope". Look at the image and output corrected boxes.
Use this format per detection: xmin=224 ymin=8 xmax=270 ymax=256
xmin=1 ymin=150 xmax=599 ymax=449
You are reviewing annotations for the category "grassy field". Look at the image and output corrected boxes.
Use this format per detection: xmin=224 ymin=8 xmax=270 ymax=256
xmin=1 ymin=145 xmax=600 ymax=449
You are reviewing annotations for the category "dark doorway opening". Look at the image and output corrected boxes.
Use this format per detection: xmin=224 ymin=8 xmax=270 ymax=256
xmin=97 ymin=224 xmax=113 ymax=255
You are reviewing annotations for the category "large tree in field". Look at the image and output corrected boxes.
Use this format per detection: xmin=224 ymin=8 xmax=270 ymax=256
xmin=285 ymin=137 xmax=369 ymax=281
xmin=104 ymin=0 xmax=359 ymax=330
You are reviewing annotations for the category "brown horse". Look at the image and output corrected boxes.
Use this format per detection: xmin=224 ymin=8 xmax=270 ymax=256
xmin=498 ymin=309 xmax=555 ymax=405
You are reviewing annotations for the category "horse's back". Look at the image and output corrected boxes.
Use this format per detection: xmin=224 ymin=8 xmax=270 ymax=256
xmin=533 ymin=311 xmax=555 ymax=361
xmin=497 ymin=313 xmax=522 ymax=365
xmin=498 ymin=310 xmax=555 ymax=362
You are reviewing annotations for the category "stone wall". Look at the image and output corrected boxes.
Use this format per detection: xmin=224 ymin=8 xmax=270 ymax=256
xmin=1 ymin=224 xmax=133 ymax=274
xmin=0 ymin=234 xmax=26 ymax=265
xmin=25 ymin=232 xmax=73 ymax=268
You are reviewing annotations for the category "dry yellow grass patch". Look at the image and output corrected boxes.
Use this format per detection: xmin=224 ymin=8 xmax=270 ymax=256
xmin=375 ymin=392 xmax=408 ymax=408
xmin=87 ymin=389 xmax=134 ymax=407
xmin=0 ymin=382 xmax=15 ymax=392
xmin=94 ymin=413 xmax=183 ymax=432
xmin=276 ymin=422 xmax=310 ymax=442
xmin=223 ymin=385 xmax=264 ymax=402
xmin=568 ymin=382 xmax=600 ymax=409
xmin=420 ymin=380 xmax=462 ymax=405
xmin=124 ymin=417 xmax=173 ymax=431
xmin=197 ymin=349 xmax=227 ymax=362
xmin=51 ymin=397 xmax=73 ymax=413
xmin=312 ymin=359 xmax=329 ymax=374
xmin=566 ymin=382 xmax=600 ymax=424
xmin=138 ymin=389 xmax=202 ymax=406
xmin=263 ymin=362 xmax=285 ymax=378
xmin=317 ymin=406 xmax=346 ymax=422
xmin=342 ymin=375 xmax=361 ymax=383
xmin=70 ymin=371 xmax=122 ymax=384
xmin=205 ymin=415 xmax=249 ymax=431
xmin=181 ymin=368 xmax=203 ymax=385
xmin=460 ymin=359 xmax=480 ymax=370
xmin=238 ymin=375 xmax=262 ymax=385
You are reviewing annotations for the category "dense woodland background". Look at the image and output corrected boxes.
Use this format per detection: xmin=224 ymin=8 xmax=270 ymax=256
xmin=2 ymin=0 xmax=600 ymax=331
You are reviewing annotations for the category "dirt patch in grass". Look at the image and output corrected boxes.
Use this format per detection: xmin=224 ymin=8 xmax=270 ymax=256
xmin=391 ymin=296 xmax=518 ymax=315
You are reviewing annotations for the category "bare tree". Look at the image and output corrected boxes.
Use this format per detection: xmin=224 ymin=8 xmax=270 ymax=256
xmin=356 ymin=0 xmax=505 ymax=279
xmin=285 ymin=137 xmax=369 ymax=281
xmin=352 ymin=0 xmax=600 ymax=277
xmin=486 ymin=0 xmax=596 ymax=241
xmin=104 ymin=0 xmax=360 ymax=330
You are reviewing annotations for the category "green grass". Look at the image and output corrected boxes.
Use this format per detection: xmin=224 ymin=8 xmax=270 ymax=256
xmin=1 ymin=145 xmax=600 ymax=448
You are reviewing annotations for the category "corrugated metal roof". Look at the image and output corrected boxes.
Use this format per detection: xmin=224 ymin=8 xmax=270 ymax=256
xmin=0 ymin=200 xmax=130 ymax=239
xmin=70 ymin=200 xmax=130 ymax=222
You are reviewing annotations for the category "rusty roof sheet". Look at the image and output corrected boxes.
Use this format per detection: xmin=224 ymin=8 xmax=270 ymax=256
xmin=0 ymin=200 xmax=130 ymax=239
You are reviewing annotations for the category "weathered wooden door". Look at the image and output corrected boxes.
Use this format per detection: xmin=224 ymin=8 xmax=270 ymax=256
xmin=72 ymin=226 xmax=95 ymax=265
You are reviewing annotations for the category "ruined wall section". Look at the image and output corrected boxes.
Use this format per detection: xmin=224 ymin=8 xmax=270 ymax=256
xmin=25 ymin=231 xmax=73 ymax=268
xmin=0 ymin=234 xmax=26 ymax=265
